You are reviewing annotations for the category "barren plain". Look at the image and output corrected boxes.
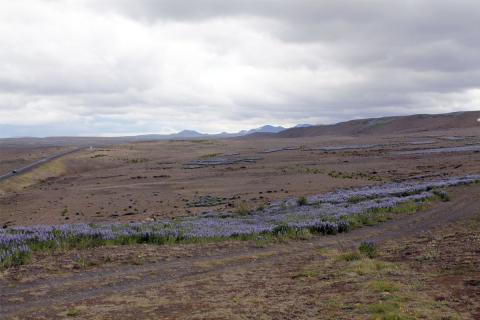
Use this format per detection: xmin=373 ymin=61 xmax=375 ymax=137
xmin=1 ymin=123 xmax=480 ymax=319
xmin=1 ymin=128 xmax=479 ymax=227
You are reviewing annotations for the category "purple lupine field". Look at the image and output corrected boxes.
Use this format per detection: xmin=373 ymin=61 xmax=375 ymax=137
xmin=2 ymin=174 xmax=478 ymax=265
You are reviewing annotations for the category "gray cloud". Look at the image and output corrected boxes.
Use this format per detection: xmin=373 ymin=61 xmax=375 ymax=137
xmin=0 ymin=0 xmax=479 ymax=137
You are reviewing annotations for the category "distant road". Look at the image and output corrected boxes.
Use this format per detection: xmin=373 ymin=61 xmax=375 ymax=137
xmin=0 ymin=147 xmax=86 ymax=182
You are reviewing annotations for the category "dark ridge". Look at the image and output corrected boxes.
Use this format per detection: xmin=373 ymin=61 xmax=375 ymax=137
xmin=273 ymin=111 xmax=480 ymax=138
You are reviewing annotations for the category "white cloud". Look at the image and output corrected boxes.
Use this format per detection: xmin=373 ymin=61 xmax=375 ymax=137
xmin=0 ymin=0 xmax=479 ymax=137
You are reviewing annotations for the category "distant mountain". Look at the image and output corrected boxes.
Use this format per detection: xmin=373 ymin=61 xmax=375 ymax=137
xmin=0 ymin=124 xmax=296 ymax=146
xmin=172 ymin=130 xmax=204 ymax=138
xmin=294 ymin=124 xmax=313 ymax=128
xmin=3 ymin=111 xmax=478 ymax=147
xmin=159 ymin=125 xmax=288 ymax=139
xmin=239 ymin=125 xmax=286 ymax=135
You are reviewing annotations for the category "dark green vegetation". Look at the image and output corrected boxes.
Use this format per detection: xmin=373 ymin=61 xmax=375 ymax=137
xmin=188 ymin=195 xmax=237 ymax=208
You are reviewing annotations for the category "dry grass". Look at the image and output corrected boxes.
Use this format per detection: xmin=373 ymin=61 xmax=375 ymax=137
xmin=5 ymin=233 xmax=472 ymax=319
xmin=0 ymin=159 xmax=66 ymax=195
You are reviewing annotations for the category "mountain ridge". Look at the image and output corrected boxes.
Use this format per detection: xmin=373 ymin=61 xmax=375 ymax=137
xmin=1 ymin=111 xmax=479 ymax=147
xmin=273 ymin=111 xmax=480 ymax=138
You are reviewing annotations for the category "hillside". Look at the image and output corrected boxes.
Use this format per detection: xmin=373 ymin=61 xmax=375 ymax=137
xmin=275 ymin=111 xmax=480 ymax=138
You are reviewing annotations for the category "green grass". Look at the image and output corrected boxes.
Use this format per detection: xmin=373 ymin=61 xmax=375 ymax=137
xmin=341 ymin=199 xmax=428 ymax=229
xmin=367 ymin=301 xmax=405 ymax=319
xmin=0 ymin=250 xmax=31 ymax=269
xmin=359 ymin=241 xmax=378 ymax=258
xmin=66 ymin=308 xmax=80 ymax=317
xmin=91 ymin=154 xmax=107 ymax=158
xmin=339 ymin=251 xmax=362 ymax=261
xmin=369 ymin=280 xmax=400 ymax=293
xmin=432 ymin=190 xmax=450 ymax=202
xmin=199 ymin=153 xmax=223 ymax=159
xmin=291 ymin=269 xmax=317 ymax=279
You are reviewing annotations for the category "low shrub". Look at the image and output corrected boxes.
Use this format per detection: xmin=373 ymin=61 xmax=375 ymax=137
xmin=297 ymin=196 xmax=308 ymax=206
xmin=433 ymin=190 xmax=450 ymax=202
xmin=359 ymin=241 xmax=378 ymax=258
xmin=339 ymin=251 xmax=362 ymax=261
xmin=235 ymin=204 xmax=251 ymax=216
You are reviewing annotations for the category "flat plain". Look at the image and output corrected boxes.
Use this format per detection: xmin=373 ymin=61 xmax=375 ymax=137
xmin=1 ymin=118 xmax=480 ymax=319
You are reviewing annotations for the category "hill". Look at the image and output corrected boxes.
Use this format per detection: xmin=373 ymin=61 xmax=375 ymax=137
xmin=275 ymin=111 xmax=480 ymax=138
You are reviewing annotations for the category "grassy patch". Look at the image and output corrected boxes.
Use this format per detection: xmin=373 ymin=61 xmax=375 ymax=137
xmin=66 ymin=308 xmax=80 ymax=317
xmin=291 ymin=269 xmax=317 ymax=279
xmin=367 ymin=301 xmax=403 ymax=319
xmin=324 ymin=248 xmax=461 ymax=319
xmin=199 ymin=153 xmax=223 ymax=159
xmin=281 ymin=242 xmax=462 ymax=319
xmin=341 ymin=200 xmax=428 ymax=229
xmin=368 ymin=280 xmax=400 ymax=293
xmin=348 ymin=258 xmax=399 ymax=276
xmin=338 ymin=251 xmax=362 ymax=261
xmin=235 ymin=204 xmax=251 ymax=216
xmin=433 ymin=189 xmax=450 ymax=202
xmin=359 ymin=241 xmax=378 ymax=258
xmin=0 ymin=250 xmax=31 ymax=269
xmin=0 ymin=159 xmax=66 ymax=194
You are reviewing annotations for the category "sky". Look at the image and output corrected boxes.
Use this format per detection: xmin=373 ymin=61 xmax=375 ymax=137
xmin=0 ymin=0 xmax=479 ymax=138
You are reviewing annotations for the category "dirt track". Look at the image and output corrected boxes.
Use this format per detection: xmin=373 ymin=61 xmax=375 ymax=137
xmin=2 ymin=184 xmax=479 ymax=319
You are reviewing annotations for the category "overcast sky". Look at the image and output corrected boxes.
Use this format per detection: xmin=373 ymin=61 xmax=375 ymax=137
xmin=1 ymin=0 xmax=479 ymax=137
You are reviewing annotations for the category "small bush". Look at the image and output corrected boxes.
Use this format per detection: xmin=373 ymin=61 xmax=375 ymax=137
xmin=235 ymin=204 xmax=250 ymax=216
xmin=368 ymin=301 xmax=401 ymax=317
xmin=297 ymin=196 xmax=308 ymax=206
xmin=347 ymin=195 xmax=365 ymax=204
xmin=291 ymin=269 xmax=316 ymax=279
xmin=369 ymin=280 xmax=400 ymax=293
xmin=433 ymin=190 xmax=450 ymax=202
xmin=272 ymin=224 xmax=293 ymax=236
xmin=339 ymin=251 xmax=362 ymax=261
xmin=200 ymin=153 xmax=222 ymax=159
xmin=293 ymin=228 xmax=313 ymax=240
xmin=66 ymin=308 xmax=80 ymax=317
xmin=359 ymin=241 xmax=378 ymax=258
